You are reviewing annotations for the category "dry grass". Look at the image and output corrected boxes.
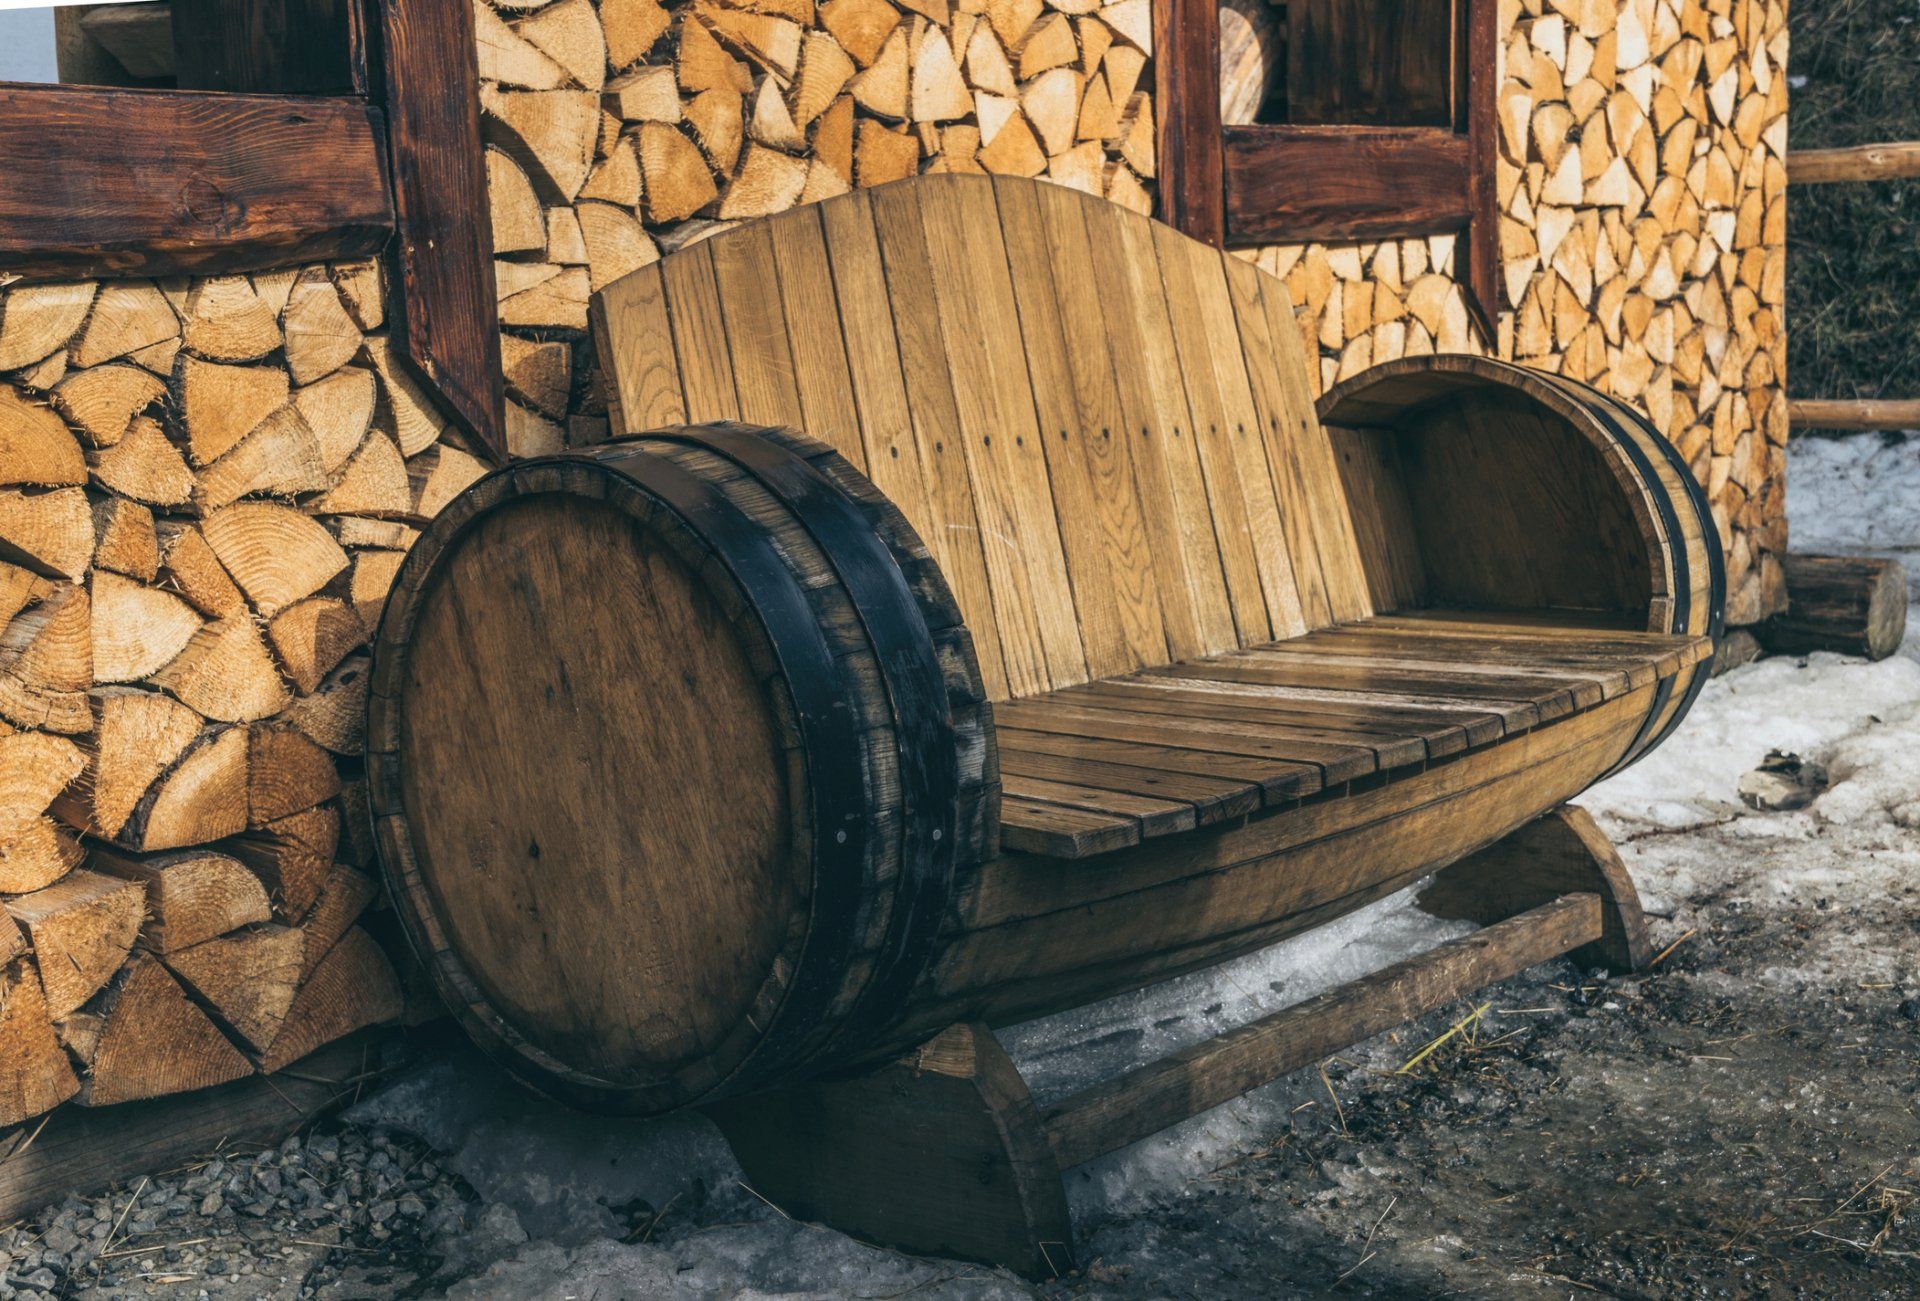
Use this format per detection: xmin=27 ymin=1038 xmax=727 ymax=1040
xmin=1788 ymin=0 xmax=1920 ymax=406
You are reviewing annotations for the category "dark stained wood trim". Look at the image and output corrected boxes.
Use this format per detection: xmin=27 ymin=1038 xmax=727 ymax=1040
xmin=172 ymin=0 xmax=369 ymax=95
xmin=1223 ymin=126 xmax=1471 ymax=244
xmin=0 ymin=83 xmax=393 ymax=283
xmin=1153 ymin=0 xmax=1225 ymax=246
xmin=369 ymin=0 xmax=506 ymax=463
xmin=1461 ymin=0 xmax=1502 ymax=331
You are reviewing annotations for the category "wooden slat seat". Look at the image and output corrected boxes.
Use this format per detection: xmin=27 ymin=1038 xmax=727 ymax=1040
xmin=997 ymin=615 xmax=1713 ymax=857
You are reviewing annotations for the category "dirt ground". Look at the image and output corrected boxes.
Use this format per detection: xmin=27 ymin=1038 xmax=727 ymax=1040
xmin=8 ymin=645 xmax=1917 ymax=1301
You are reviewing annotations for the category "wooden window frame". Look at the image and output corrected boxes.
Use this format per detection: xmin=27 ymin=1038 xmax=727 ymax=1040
xmin=1156 ymin=0 xmax=1501 ymax=332
xmin=0 ymin=0 xmax=505 ymax=461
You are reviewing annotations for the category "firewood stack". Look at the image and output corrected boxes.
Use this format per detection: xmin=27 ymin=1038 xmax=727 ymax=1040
xmin=1234 ymin=0 xmax=1790 ymax=627
xmin=475 ymin=0 xmax=1158 ymax=449
xmin=0 ymin=265 xmax=435 ymax=1123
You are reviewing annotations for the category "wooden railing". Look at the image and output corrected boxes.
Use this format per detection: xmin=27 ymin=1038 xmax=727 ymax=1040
xmin=1787 ymin=140 xmax=1920 ymax=432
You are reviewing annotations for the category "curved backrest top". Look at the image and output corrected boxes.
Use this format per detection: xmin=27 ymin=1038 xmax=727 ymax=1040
xmin=592 ymin=173 xmax=1373 ymax=701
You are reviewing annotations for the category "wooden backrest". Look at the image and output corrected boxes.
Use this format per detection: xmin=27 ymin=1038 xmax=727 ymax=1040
xmin=594 ymin=173 xmax=1373 ymax=701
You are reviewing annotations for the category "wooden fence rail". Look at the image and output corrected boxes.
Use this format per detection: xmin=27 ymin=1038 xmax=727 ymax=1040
xmin=1788 ymin=141 xmax=1920 ymax=185
xmin=1786 ymin=139 xmax=1920 ymax=431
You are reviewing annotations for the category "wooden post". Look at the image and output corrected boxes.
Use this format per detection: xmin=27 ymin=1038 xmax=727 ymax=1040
xmin=705 ymin=1024 xmax=1074 ymax=1277
xmin=1759 ymin=555 xmax=1909 ymax=662
xmin=1417 ymin=804 xmax=1651 ymax=973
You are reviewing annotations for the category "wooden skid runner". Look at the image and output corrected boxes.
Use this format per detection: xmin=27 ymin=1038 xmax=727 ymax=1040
xmin=708 ymin=805 xmax=1646 ymax=1277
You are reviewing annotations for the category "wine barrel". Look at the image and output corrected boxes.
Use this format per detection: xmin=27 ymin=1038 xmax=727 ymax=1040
xmin=366 ymin=425 xmax=997 ymax=1113
xmin=1316 ymin=354 xmax=1724 ymax=776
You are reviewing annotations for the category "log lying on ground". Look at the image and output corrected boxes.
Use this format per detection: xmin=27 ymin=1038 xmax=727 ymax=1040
xmin=1758 ymin=555 xmax=1909 ymax=662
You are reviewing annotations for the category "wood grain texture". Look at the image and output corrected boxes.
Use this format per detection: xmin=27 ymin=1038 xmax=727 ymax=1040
xmin=1223 ymin=126 xmax=1472 ymax=244
xmin=1759 ymin=554 xmax=1909 ymax=661
xmin=375 ymin=0 xmax=507 ymax=461
xmin=1153 ymin=0 xmax=1225 ymax=245
xmin=171 ymin=0 xmax=365 ymax=95
xmin=1286 ymin=0 xmax=1455 ymax=127
xmin=0 ymin=86 xmax=392 ymax=283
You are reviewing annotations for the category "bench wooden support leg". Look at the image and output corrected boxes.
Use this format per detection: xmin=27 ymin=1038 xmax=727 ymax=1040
xmin=704 ymin=1023 xmax=1074 ymax=1278
xmin=1416 ymin=803 xmax=1652 ymax=973
xmin=707 ymin=824 xmax=1640 ymax=1278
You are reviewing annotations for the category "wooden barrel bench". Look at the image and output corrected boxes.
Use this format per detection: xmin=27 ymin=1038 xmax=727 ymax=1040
xmin=367 ymin=175 xmax=1720 ymax=1275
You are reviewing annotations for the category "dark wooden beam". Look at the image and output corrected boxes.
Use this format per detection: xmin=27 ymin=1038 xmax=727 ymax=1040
xmin=171 ymin=0 xmax=367 ymax=95
xmin=1461 ymin=0 xmax=1502 ymax=334
xmin=1223 ymin=126 xmax=1471 ymax=244
xmin=371 ymin=0 xmax=507 ymax=463
xmin=1154 ymin=0 xmax=1225 ymax=246
xmin=0 ymin=84 xmax=393 ymax=283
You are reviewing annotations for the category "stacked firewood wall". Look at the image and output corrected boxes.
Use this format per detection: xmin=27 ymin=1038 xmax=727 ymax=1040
xmin=472 ymin=0 xmax=1158 ymax=453
xmin=0 ymin=265 xmax=449 ymax=1122
xmin=1234 ymin=0 xmax=1790 ymax=626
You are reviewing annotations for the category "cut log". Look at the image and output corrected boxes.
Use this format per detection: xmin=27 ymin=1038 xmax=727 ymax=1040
xmin=605 ymin=64 xmax=681 ymax=121
xmin=285 ymin=655 xmax=369 ymax=755
xmin=640 ymin=122 xmax=721 ymax=223
xmin=750 ymin=73 xmax=807 ymax=151
xmin=855 ymin=119 xmax=921 ymax=186
xmin=248 ymin=725 xmax=341 ymax=827
xmin=677 ymin=11 xmax=753 ymax=94
xmin=148 ymin=618 xmax=292 ymax=724
xmin=322 ymin=517 xmax=420 ymax=552
xmin=88 ymin=416 xmax=194 ymax=509
xmin=0 ymin=488 xmax=92 ymax=583
xmin=977 ymin=109 xmax=1045 ymax=176
xmin=182 ymin=277 xmax=281 ymax=364
xmin=50 ymin=688 xmax=202 ymax=842
xmin=70 ymin=953 xmax=253 ymax=1106
xmin=0 ymin=284 xmax=95 ymax=373
xmin=89 ymin=497 xmax=159 ymax=582
xmin=487 ymin=147 xmax=550 ymax=255
xmin=266 ymin=596 xmax=367 ymax=695
xmin=363 ymin=336 xmax=449 ymax=457
xmin=192 ymin=404 xmax=329 ymax=511
xmin=228 ymin=804 xmax=340 ymax=923
xmin=0 ymin=819 xmax=84 ymax=895
xmin=820 ymin=0 xmax=901 ymax=66
xmin=346 ymin=549 xmax=407 ymax=632
xmin=328 ymin=262 xmax=384 ymax=332
xmin=70 ymin=284 xmax=177 ymax=370
xmin=0 ymin=388 xmax=88 ymax=486
xmin=794 ymin=30 xmax=858 ymax=127
xmin=311 ymin=435 xmax=412 ymax=521
xmin=115 ymin=722 xmax=250 ymax=852
xmin=0 ymin=563 xmax=51 ymax=630
xmin=521 ymin=0 xmax=608 ymax=90
xmin=155 ymin=521 xmax=247 ymax=619
xmin=1021 ymin=66 xmax=1081 ymax=155
xmin=49 ymin=364 xmax=165 ymax=450
xmin=812 ymin=93 xmax=856 ymax=180
xmin=1759 ymin=555 xmax=1908 ymax=661
xmin=202 ymin=503 xmax=349 ymax=619
xmin=282 ymin=272 xmax=362 ymax=386
xmin=0 ymin=732 xmax=84 ymax=844
xmin=175 ymin=357 xmax=291 ymax=469
xmin=0 ymin=581 xmax=91 ymax=732
xmin=295 ymin=866 xmax=378 ymax=981
xmin=1218 ymin=0 xmax=1280 ymax=125
xmin=499 ymin=266 xmax=593 ymax=332
xmin=0 ymin=960 xmax=80 ymax=1124
xmin=164 ymin=925 xmax=305 ymax=1053
xmin=474 ymin=0 xmax=568 ymax=88
xmin=501 ymin=337 xmax=573 ymax=420
xmin=577 ymin=202 xmax=661 ymax=292
xmin=481 ymin=85 xmax=601 ymax=202
xmin=581 ymin=136 xmax=645 ymax=206
xmin=87 ymin=846 xmax=272 ymax=954
xmin=406 ymin=445 xmax=491 ymax=520
xmin=507 ymin=401 xmax=566 ymax=456
xmin=719 ymin=145 xmax=812 ymax=219
xmin=6 ymin=870 xmax=146 ymax=1020
xmin=294 ymin=367 xmax=380 ymax=476
xmin=257 ymin=927 xmax=401 ymax=1073
xmin=849 ymin=25 xmax=908 ymax=118
xmin=603 ymin=0 xmax=672 ymax=69
xmin=695 ymin=2 xmax=803 ymax=79
xmin=89 ymin=572 xmax=202 ymax=684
